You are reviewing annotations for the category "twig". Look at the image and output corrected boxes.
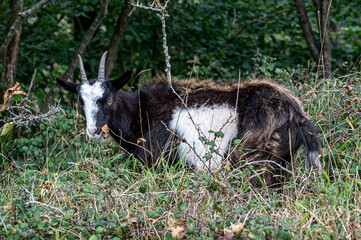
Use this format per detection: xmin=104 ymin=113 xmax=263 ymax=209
xmin=0 ymin=216 xmax=6 ymax=234
xmin=131 ymin=0 xmax=172 ymax=86
xmin=131 ymin=1 xmax=232 ymax=176
xmin=23 ymin=182 xmax=65 ymax=216
xmin=27 ymin=69 xmax=37 ymax=96
xmin=1 ymin=98 xmax=64 ymax=130
xmin=242 ymin=208 xmax=256 ymax=225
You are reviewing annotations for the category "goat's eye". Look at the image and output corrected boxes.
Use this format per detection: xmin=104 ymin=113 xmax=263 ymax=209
xmin=106 ymin=97 xmax=113 ymax=105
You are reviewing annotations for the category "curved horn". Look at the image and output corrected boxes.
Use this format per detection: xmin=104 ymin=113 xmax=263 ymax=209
xmin=98 ymin=51 xmax=108 ymax=81
xmin=78 ymin=54 xmax=88 ymax=82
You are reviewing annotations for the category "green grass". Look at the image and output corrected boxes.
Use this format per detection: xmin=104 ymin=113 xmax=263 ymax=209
xmin=0 ymin=73 xmax=360 ymax=239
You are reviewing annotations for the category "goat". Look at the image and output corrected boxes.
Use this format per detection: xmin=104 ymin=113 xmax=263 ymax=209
xmin=57 ymin=52 xmax=321 ymax=187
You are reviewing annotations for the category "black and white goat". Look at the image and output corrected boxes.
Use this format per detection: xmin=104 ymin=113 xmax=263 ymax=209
xmin=58 ymin=52 xmax=321 ymax=186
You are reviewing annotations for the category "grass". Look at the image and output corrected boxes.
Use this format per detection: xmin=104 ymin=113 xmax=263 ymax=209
xmin=0 ymin=72 xmax=360 ymax=239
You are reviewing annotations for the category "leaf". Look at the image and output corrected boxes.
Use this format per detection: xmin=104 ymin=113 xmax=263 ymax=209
xmin=3 ymin=203 xmax=14 ymax=211
xmin=277 ymin=230 xmax=293 ymax=240
xmin=314 ymin=114 xmax=324 ymax=120
xmin=89 ymin=235 xmax=98 ymax=240
xmin=42 ymin=213 xmax=52 ymax=224
xmin=224 ymin=228 xmax=234 ymax=238
xmin=101 ymin=124 xmax=109 ymax=139
xmin=139 ymin=186 xmax=146 ymax=194
xmin=95 ymin=226 xmax=103 ymax=234
xmin=1 ymin=82 xmax=28 ymax=111
xmin=168 ymin=216 xmax=186 ymax=229
xmin=171 ymin=226 xmax=185 ymax=240
xmin=128 ymin=216 xmax=139 ymax=222
xmin=8 ymin=208 xmax=16 ymax=219
xmin=20 ymin=223 xmax=28 ymax=229
xmin=1 ymin=122 xmax=15 ymax=136
xmin=137 ymin=137 xmax=147 ymax=144
xmin=231 ymin=222 xmax=244 ymax=237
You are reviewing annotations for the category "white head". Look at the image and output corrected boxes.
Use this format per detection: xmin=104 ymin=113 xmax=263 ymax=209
xmin=57 ymin=52 xmax=132 ymax=139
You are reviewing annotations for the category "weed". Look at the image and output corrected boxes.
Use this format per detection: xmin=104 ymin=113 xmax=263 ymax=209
xmin=0 ymin=71 xmax=360 ymax=239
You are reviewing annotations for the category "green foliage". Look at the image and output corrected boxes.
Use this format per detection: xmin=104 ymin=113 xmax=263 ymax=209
xmin=1 ymin=0 xmax=361 ymax=238
xmin=2 ymin=0 xmax=360 ymax=91
xmin=0 ymin=72 xmax=360 ymax=238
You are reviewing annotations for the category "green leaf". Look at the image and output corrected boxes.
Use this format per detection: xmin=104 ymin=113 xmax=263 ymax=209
xmin=1 ymin=122 xmax=15 ymax=136
xmin=89 ymin=235 xmax=98 ymax=240
xmin=65 ymin=210 xmax=74 ymax=220
xmin=139 ymin=186 xmax=146 ymax=194
xmin=277 ymin=230 xmax=293 ymax=240
xmin=95 ymin=226 xmax=104 ymax=234
xmin=62 ymin=221 xmax=70 ymax=227
xmin=20 ymin=223 xmax=28 ymax=229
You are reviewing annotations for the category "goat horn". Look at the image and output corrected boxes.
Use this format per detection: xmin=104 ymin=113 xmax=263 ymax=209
xmin=78 ymin=54 xmax=88 ymax=82
xmin=98 ymin=51 xmax=108 ymax=81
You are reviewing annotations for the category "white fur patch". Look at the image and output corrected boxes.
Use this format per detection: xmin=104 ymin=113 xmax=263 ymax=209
xmin=169 ymin=105 xmax=238 ymax=171
xmin=79 ymin=81 xmax=104 ymax=139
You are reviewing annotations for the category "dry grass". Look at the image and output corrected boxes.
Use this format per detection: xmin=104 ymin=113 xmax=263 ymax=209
xmin=0 ymin=74 xmax=360 ymax=239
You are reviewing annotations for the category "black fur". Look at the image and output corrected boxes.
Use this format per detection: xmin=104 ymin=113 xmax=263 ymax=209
xmin=58 ymin=70 xmax=320 ymax=187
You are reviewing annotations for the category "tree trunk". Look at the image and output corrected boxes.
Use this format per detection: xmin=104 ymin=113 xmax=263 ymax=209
xmin=0 ymin=0 xmax=23 ymax=99
xmin=105 ymin=0 xmax=133 ymax=78
xmin=293 ymin=0 xmax=319 ymax=63
xmin=293 ymin=0 xmax=332 ymax=78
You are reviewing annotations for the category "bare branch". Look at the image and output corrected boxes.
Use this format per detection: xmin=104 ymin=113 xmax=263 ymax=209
xmin=23 ymin=183 xmax=65 ymax=216
xmin=3 ymin=99 xmax=63 ymax=129
xmin=61 ymin=0 xmax=110 ymax=82
xmin=27 ymin=69 xmax=37 ymax=96
xmin=131 ymin=0 xmax=172 ymax=86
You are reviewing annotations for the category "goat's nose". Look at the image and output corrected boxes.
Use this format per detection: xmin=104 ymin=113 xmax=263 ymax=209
xmin=88 ymin=128 xmax=97 ymax=136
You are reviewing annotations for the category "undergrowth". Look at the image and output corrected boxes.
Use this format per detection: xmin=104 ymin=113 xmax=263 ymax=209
xmin=0 ymin=71 xmax=360 ymax=239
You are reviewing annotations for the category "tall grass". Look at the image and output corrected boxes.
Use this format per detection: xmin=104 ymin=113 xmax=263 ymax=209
xmin=0 ymin=73 xmax=360 ymax=239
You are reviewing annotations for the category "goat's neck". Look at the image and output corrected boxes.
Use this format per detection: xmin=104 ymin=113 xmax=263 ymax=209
xmin=110 ymin=90 xmax=139 ymax=140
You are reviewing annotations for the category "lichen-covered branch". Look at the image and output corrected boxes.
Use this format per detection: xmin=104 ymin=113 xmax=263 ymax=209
xmin=131 ymin=0 xmax=172 ymax=86
xmin=0 ymin=81 xmax=63 ymax=133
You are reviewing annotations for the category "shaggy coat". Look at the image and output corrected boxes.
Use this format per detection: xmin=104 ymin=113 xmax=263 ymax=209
xmin=58 ymin=52 xmax=321 ymax=187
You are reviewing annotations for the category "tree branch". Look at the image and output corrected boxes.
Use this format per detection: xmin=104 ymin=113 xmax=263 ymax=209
xmin=61 ymin=0 xmax=110 ymax=81
xmin=131 ymin=0 xmax=172 ymax=86
xmin=0 ymin=0 xmax=50 ymax=57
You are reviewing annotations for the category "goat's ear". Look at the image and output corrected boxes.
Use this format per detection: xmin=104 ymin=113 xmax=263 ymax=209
xmin=109 ymin=69 xmax=132 ymax=90
xmin=57 ymin=78 xmax=79 ymax=93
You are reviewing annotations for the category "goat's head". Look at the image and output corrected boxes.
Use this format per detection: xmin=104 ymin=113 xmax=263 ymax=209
xmin=57 ymin=51 xmax=132 ymax=139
